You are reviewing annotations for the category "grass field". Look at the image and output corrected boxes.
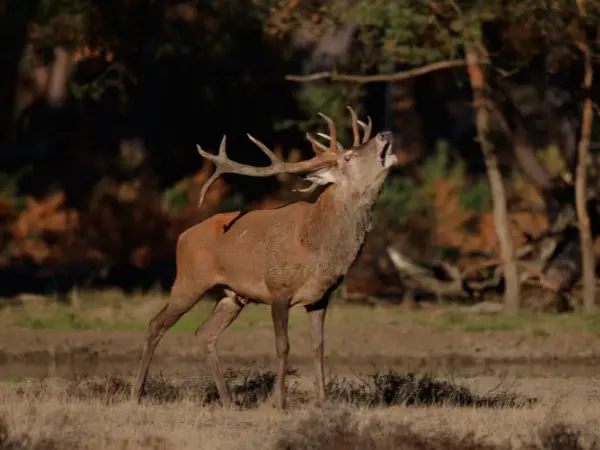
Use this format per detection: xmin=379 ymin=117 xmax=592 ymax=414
xmin=2 ymin=291 xmax=600 ymax=449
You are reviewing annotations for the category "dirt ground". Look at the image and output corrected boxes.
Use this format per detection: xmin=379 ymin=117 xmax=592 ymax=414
xmin=3 ymin=316 xmax=600 ymax=379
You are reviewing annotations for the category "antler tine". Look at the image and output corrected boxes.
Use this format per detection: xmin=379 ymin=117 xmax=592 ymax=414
xmin=346 ymin=106 xmax=361 ymax=147
xmin=306 ymin=133 xmax=330 ymax=154
xmin=358 ymin=116 xmax=373 ymax=143
xmin=316 ymin=132 xmax=343 ymax=151
xmin=197 ymin=135 xmax=229 ymax=208
xmin=246 ymin=133 xmax=280 ymax=163
xmin=293 ymin=182 xmax=320 ymax=194
xmin=317 ymin=112 xmax=342 ymax=154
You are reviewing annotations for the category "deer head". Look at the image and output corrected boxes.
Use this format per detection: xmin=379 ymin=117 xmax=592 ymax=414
xmin=196 ymin=107 xmax=396 ymax=207
xmin=301 ymin=108 xmax=397 ymax=201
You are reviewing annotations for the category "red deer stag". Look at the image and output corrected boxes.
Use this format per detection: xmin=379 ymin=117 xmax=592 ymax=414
xmin=132 ymin=107 xmax=397 ymax=409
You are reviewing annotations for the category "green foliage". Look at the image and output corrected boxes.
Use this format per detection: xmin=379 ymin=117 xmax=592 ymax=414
xmin=376 ymin=175 xmax=424 ymax=226
xmin=272 ymin=0 xmax=600 ymax=78
xmin=421 ymin=141 xmax=492 ymax=213
xmin=32 ymin=0 xmax=98 ymax=54
xmin=70 ymin=64 xmax=134 ymax=104
xmin=36 ymin=0 xmax=91 ymax=22
xmin=459 ymin=177 xmax=492 ymax=213
xmin=14 ymin=313 xmax=102 ymax=330
xmin=0 ymin=169 xmax=30 ymax=212
xmin=218 ymin=192 xmax=247 ymax=213
xmin=346 ymin=0 xmax=453 ymax=65
xmin=26 ymin=0 xmax=276 ymax=107
xmin=420 ymin=141 xmax=463 ymax=189
xmin=376 ymin=140 xmax=492 ymax=226
xmin=288 ymin=83 xmax=364 ymax=146
xmin=537 ymin=145 xmax=568 ymax=177
xmin=161 ymin=178 xmax=192 ymax=212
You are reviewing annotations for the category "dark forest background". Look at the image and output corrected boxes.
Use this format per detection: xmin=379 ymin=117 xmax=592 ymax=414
xmin=1 ymin=0 xmax=600 ymax=314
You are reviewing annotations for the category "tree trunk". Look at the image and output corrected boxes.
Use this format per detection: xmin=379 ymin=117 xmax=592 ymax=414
xmin=0 ymin=0 xmax=41 ymax=142
xmin=490 ymin=69 xmax=594 ymax=310
xmin=465 ymin=46 xmax=521 ymax=315
xmin=576 ymin=48 xmax=596 ymax=314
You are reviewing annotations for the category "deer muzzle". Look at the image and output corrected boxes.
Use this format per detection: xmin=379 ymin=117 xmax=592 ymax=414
xmin=376 ymin=131 xmax=396 ymax=168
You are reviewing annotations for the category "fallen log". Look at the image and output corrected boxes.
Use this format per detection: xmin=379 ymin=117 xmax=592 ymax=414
xmin=385 ymin=221 xmax=588 ymax=310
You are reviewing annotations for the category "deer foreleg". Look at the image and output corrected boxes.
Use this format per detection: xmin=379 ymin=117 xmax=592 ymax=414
xmin=305 ymin=294 xmax=330 ymax=406
xmin=271 ymin=300 xmax=291 ymax=410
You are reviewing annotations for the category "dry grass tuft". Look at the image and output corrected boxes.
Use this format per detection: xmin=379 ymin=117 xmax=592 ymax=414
xmin=272 ymin=407 xmax=494 ymax=450
xmin=0 ymin=415 xmax=63 ymax=450
xmin=0 ymin=413 xmax=170 ymax=450
xmin=53 ymin=368 xmax=280 ymax=408
xmin=325 ymin=372 xmax=536 ymax=408
xmin=13 ymin=370 xmax=532 ymax=411
xmin=273 ymin=407 xmax=599 ymax=450
xmin=529 ymin=422 xmax=600 ymax=450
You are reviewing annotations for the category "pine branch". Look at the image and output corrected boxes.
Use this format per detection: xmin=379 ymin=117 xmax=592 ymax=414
xmin=285 ymin=59 xmax=479 ymax=84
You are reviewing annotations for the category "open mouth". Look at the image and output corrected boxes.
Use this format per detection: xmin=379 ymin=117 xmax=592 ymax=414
xmin=379 ymin=141 xmax=397 ymax=168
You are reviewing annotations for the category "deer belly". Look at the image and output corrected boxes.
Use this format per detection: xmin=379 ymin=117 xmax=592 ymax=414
xmin=221 ymin=280 xmax=273 ymax=303
xmin=215 ymin=254 xmax=273 ymax=302
xmin=289 ymin=274 xmax=344 ymax=307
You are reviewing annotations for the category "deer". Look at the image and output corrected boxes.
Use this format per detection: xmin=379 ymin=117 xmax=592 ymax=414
xmin=132 ymin=107 xmax=398 ymax=409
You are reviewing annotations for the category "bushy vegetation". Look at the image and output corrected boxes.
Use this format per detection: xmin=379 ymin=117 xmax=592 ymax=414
xmin=1 ymin=0 xmax=599 ymax=309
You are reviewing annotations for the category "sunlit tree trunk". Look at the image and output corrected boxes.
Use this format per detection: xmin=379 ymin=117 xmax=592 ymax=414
xmin=575 ymin=46 xmax=596 ymax=314
xmin=465 ymin=45 xmax=521 ymax=315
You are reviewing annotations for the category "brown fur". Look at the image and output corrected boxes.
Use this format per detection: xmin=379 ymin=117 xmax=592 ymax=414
xmin=132 ymin=111 xmax=397 ymax=410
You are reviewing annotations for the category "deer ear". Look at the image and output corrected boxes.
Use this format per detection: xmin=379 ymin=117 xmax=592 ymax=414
xmin=304 ymin=167 xmax=338 ymax=185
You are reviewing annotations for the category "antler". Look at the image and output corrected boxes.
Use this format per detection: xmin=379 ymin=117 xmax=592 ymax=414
xmin=294 ymin=107 xmax=372 ymax=194
xmin=346 ymin=106 xmax=372 ymax=146
xmin=195 ymin=109 xmax=375 ymax=207
xmin=305 ymin=112 xmax=343 ymax=155
xmin=196 ymin=114 xmax=341 ymax=208
xmin=312 ymin=107 xmax=372 ymax=149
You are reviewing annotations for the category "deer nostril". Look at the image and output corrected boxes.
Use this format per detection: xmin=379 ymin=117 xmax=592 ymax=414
xmin=378 ymin=131 xmax=393 ymax=141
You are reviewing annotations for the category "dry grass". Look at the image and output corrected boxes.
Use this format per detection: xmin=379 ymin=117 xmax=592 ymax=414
xmin=1 ymin=371 xmax=599 ymax=449
xmin=322 ymin=372 xmax=534 ymax=408
xmin=8 ymin=370 xmax=535 ymax=409
xmin=272 ymin=408 xmax=600 ymax=450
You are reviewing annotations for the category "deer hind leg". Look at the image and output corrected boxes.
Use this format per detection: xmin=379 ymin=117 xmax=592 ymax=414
xmin=195 ymin=289 xmax=247 ymax=408
xmin=271 ymin=299 xmax=291 ymax=410
xmin=132 ymin=280 xmax=205 ymax=402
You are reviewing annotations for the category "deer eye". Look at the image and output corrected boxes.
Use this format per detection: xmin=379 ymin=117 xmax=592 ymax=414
xmin=343 ymin=152 xmax=354 ymax=162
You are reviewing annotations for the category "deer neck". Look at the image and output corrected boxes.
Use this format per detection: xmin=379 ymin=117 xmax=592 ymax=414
xmin=301 ymin=184 xmax=376 ymax=265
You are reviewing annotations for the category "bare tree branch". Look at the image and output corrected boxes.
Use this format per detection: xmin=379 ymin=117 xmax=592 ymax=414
xmin=285 ymin=59 xmax=473 ymax=84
